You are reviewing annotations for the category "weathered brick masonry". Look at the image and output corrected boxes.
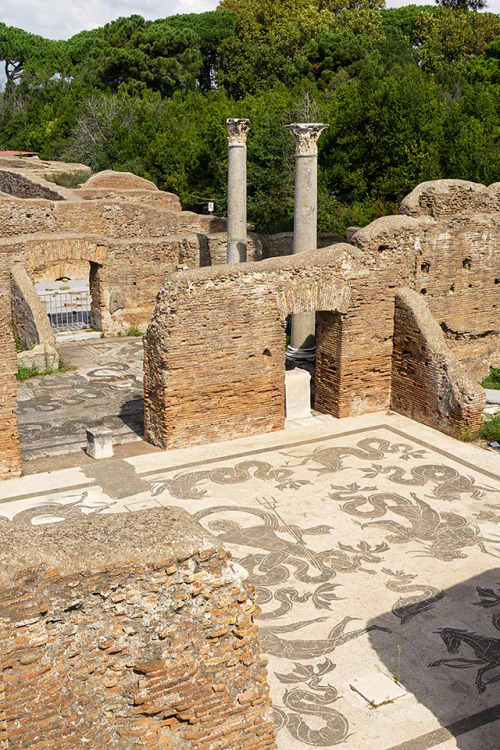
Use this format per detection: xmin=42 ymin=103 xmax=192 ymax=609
xmin=145 ymin=180 xmax=497 ymax=447
xmin=0 ymin=508 xmax=277 ymax=750
xmin=0 ymin=166 xmax=227 ymax=335
xmin=143 ymin=245 xmax=367 ymax=449
xmin=0 ymin=266 xmax=21 ymax=480
xmin=391 ymin=288 xmax=485 ymax=437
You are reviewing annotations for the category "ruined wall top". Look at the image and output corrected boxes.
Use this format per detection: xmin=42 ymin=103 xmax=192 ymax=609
xmin=82 ymin=170 xmax=159 ymax=191
xmin=400 ymin=179 xmax=500 ymax=218
xmin=0 ymin=507 xmax=222 ymax=586
xmin=285 ymin=123 xmax=329 ymax=155
xmin=149 ymin=243 xmax=366 ymax=325
xmin=159 ymin=242 xmax=363 ymax=289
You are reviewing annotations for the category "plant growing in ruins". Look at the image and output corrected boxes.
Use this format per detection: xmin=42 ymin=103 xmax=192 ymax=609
xmin=481 ymin=367 xmax=500 ymax=390
xmin=126 ymin=324 xmax=144 ymax=337
xmin=45 ymin=169 xmax=92 ymax=188
xmin=480 ymin=413 xmax=500 ymax=443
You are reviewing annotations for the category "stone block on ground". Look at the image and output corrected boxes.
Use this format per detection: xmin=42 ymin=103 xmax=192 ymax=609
xmin=484 ymin=388 xmax=500 ymax=405
xmin=86 ymin=426 xmax=114 ymax=459
xmin=285 ymin=368 xmax=312 ymax=420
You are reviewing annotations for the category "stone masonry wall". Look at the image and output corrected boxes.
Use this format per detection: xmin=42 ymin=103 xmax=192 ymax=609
xmin=144 ymin=246 xmax=363 ymax=449
xmin=145 ymin=180 xmax=499 ymax=447
xmin=10 ymin=264 xmax=55 ymax=349
xmin=393 ymin=179 xmax=500 ymax=380
xmin=391 ymin=287 xmax=485 ymax=437
xmin=0 ymin=168 xmax=228 ymax=335
xmin=0 ymin=170 xmax=65 ymax=201
xmin=0 ymin=266 xmax=21 ymax=480
xmin=0 ymin=507 xmax=277 ymax=750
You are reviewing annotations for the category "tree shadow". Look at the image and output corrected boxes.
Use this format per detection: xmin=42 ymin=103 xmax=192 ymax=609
xmin=368 ymin=568 xmax=500 ymax=750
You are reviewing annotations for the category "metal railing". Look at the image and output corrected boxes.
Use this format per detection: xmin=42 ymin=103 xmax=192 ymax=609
xmin=38 ymin=291 xmax=91 ymax=332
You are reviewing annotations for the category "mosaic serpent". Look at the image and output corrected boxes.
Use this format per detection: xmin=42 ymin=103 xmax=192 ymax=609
xmin=264 ymin=618 xmax=389 ymax=747
xmin=283 ymin=437 xmax=427 ymax=473
xmin=194 ymin=505 xmax=388 ymax=587
xmin=383 ymin=568 xmax=445 ymax=623
xmin=194 ymin=504 xmax=389 ymax=746
xmin=328 ymin=484 xmax=498 ymax=560
xmin=273 ymin=660 xmax=349 ymax=747
xmin=3 ymin=492 xmax=112 ymax=526
xmin=152 ymin=460 xmax=311 ymax=500
xmin=361 ymin=463 xmax=492 ymax=501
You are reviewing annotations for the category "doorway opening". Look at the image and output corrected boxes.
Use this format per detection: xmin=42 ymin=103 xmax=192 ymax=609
xmin=34 ymin=260 xmax=99 ymax=333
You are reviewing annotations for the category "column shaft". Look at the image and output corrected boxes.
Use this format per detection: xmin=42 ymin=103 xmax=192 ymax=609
xmin=226 ymin=118 xmax=250 ymax=264
xmin=285 ymin=123 xmax=328 ymax=359
xmin=227 ymin=144 xmax=247 ymax=263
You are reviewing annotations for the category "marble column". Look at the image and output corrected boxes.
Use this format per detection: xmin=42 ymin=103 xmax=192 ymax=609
xmin=226 ymin=118 xmax=250 ymax=264
xmin=285 ymin=122 xmax=328 ymax=361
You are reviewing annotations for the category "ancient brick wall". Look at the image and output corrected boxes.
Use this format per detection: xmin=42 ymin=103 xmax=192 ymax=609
xmin=391 ymin=288 xmax=485 ymax=437
xmin=352 ymin=184 xmax=500 ymax=381
xmin=144 ymin=246 xmax=363 ymax=449
xmin=0 ymin=508 xmax=277 ymax=750
xmin=0 ymin=168 xmax=227 ymax=336
xmin=144 ymin=178 xmax=499 ymax=446
xmin=0 ymin=170 xmax=65 ymax=200
xmin=10 ymin=264 xmax=55 ymax=349
xmin=100 ymin=235 xmax=205 ymax=333
xmin=0 ymin=265 xmax=21 ymax=480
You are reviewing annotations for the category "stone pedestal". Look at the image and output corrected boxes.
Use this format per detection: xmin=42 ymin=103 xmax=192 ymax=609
xmin=285 ymin=368 xmax=311 ymax=419
xmin=285 ymin=123 xmax=328 ymax=362
xmin=226 ymin=118 xmax=250 ymax=264
xmin=86 ymin=426 xmax=113 ymax=459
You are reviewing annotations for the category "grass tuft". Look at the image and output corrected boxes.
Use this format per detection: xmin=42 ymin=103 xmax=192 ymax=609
xmin=481 ymin=413 xmax=500 ymax=443
xmin=126 ymin=324 xmax=144 ymax=337
xmin=480 ymin=367 xmax=500 ymax=390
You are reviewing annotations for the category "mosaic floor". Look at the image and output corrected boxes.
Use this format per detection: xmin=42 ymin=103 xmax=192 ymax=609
xmin=16 ymin=336 xmax=144 ymax=459
xmin=1 ymin=413 xmax=499 ymax=749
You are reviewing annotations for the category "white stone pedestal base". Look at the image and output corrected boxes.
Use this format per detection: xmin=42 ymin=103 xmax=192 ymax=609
xmin=285 ymin=368 xmax=311 ymax=420
xmin=86 ymin=426 xmax=114 ymax=459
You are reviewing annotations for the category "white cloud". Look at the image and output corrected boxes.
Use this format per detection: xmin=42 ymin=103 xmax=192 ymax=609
xmin=2 ymin=0 xmax=219 ymax=40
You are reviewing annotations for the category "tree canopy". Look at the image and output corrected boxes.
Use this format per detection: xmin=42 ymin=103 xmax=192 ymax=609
xmin=0 ymin=5 xmax=499 ymax=235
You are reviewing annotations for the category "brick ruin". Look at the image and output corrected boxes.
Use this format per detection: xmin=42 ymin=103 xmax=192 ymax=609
xmin=0 ymin=263 xmax=21 ymax=480
xmin=0 ymin=169 xmax=498 ymax=476
xmin=0 ymin=164 xmax=498 ymax=746
xmin=0 ymin=507 xmax=277 ymax=749
xmin=0 ymin=162 xmax=229 ymax=339
xmin=144 ymin=179 xmax=498 ymax=447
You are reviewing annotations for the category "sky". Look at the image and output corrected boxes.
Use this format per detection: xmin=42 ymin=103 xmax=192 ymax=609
xmin=2 ymin=0 xmax=499 ymax=40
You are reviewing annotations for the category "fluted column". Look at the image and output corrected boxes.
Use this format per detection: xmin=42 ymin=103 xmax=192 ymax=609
xmin=226 ymin=118 xmax=250 ymax=264
xmin=285 ymin=123 xmax=328 ymax=361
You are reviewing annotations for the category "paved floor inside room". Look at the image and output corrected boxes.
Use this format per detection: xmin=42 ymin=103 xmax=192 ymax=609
xmin=16 ymin=336 xmax=145 ymax=460
xmin=2 ymin=412 xmax=499 ymax=749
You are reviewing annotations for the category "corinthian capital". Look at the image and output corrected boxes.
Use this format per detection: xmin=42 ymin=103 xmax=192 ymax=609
xmin=226 ymin=118 xmax=250 ymax=146
xmin=285 ymin=123 xmax=329 ymax=156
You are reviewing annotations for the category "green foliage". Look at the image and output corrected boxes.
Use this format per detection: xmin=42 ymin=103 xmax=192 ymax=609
xmin=414 ymin=7 xmax=500 ymax=71
xmin=16 ymin=358 xmax=65 ymax=380
xmin=83 ymin=15 xmax=201 ymax=97
xmin=481 ymin=367 xmax=500 ymax=390
xmin=480 ymin=413 xmax=500 ymax=442
xmin=0 ymin=7 xmax=499 ymax=235
xmin=0 ymin=23 xmax=68 ymax=81
xmin=45 ymin=168 xmax=92 ymax=188
xmin=126 ymin=324 xmax=144 ymax=337
xmin=16 ymin=363 xmax=41 ymax=380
